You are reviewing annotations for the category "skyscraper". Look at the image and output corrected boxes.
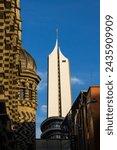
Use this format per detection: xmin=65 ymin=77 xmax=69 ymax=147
xmin=48 ymin=34 xmax=72 ymax=118
xmin=40 ymin=33 xmax=72 ymax=139
xmin=0 ymin=1 xmax=40 ymax=149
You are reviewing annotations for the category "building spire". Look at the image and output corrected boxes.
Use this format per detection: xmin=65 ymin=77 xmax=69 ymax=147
xmin=56 ymin=28 xmax=59 ymax=49
xmin=56 ymin=28 xmax=58 ymax=40
xmin=48 ymin=29 xmax=72 ymax=118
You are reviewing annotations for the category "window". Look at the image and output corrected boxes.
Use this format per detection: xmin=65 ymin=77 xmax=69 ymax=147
xmin=0 ymin=7 xmax=4 ymax=10
xmin=29 ymin=83 xmax=32 ymax=100
xmin=0 ymin=50 xmax=3 ymax=53
xmin=0 ymin=42 xmax=3 ymax=46
xmin=0 ymin=85 xmax=4 ymax=94
xmin=0 ymin=63 xmax=2 ymax=67
xmin=0 ymin=29 xmax=3 ymax=32
xmin=4 ymin=82 xmax=8 ymax=85
xmin=0 ymin=36 xmax=3 ymax=39
xmin=56 ymin=135 xmax=61 ymax=139
xmin=10 ymin=25 xmax=14 ymax=31
xmin=5 ymin=44 xmax=11 ymax=50
xmin=0 ymin=56 xmax=3 ymax=60
xmin=0 ymin=12 xmax=4 ymax=19
xmin=20 ymin=82 xmax=25 ymax=100
xmin=0 ymin=23 xmax=3 ymax=26
xmin=62 ymin=60 xmax=66 ymax=62
xmin=5 ymin=2 xmax=11 ymax=9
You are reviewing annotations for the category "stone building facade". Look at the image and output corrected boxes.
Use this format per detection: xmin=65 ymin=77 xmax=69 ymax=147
xmin=0 ymin=0 xmax=40 ymax=149
xmin=61 ymin=86 xmax=100 ymax=150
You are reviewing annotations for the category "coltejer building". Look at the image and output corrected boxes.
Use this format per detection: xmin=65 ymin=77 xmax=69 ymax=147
xmin=48 ymin=35 xmax=72 ymax=118
xmin=40 ymin=33 xmax=72 ymax=140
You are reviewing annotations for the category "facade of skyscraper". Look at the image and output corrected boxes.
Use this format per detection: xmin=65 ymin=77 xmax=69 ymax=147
xmin=40 ymin=37 xmax=72 ymax=140
xmin=48 ymin=38 xmax=72 ymax=118
xmin=0 ymin=0 xmax=40 ymax=150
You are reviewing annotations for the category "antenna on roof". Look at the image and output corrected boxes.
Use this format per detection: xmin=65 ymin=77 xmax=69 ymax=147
xmin=56 ymin=28 xmax=58 ymax=40
xmin=56 ymin=28 xmax=59 ymax=48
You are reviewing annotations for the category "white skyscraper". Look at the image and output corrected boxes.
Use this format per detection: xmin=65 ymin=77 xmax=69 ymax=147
xmin=48 ymin=34 xmax=72 ymax=117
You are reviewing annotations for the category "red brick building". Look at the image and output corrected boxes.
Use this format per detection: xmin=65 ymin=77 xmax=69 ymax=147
xmin=61 ymin=86 xmax=100 ymax=150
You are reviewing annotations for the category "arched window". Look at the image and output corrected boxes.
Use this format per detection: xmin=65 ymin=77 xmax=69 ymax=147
xmin=20 ymin=82 xmax=25 ymax=100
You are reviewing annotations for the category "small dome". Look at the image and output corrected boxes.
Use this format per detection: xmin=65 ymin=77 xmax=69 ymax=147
xmin=20 ymin=49 xmax=37 ymax=72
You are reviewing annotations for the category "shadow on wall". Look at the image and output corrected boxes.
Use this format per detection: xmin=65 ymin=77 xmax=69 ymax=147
xmin=36 ymin=139 xmax=71 ymax=150
xmin=0 ymin=102 xmax=36 ymax=150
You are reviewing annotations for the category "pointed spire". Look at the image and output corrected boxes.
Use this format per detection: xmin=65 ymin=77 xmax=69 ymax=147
xmin=56 ymin=28 xmax=58 ymax=41
xmin=56 ymin=28 xmax=59 ymax=49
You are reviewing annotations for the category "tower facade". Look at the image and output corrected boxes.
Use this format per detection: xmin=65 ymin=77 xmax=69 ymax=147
xmin=48 ymin=38 xmax=72 ymax=117
xmin=0 ymin=1 xmax=40 ymax=149
xmin=40 ymin=36 xmax=72 ymax=139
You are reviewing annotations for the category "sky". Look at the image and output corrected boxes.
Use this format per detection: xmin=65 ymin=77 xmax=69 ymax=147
xmin=20 ymin=0 xmax=100 ymax=138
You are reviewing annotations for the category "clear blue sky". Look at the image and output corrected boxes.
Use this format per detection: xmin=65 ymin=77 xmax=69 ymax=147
xmin=21 ymin=0 xmax=100 ymax=138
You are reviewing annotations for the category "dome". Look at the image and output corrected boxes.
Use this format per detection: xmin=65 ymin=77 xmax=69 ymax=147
xmin=20 ymin=49 xmax=37 ymax=72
